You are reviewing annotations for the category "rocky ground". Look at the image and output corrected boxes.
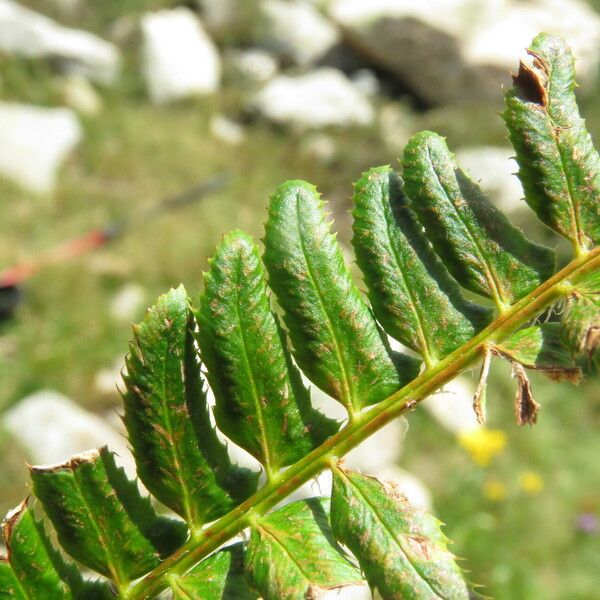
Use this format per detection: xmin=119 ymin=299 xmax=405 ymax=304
xmin=0 ymin=1 xmax=599 ymax=598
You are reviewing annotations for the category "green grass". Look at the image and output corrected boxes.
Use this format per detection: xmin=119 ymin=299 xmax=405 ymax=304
xmin=404 ymin=365 xmax=600 ymax=600
xmin=0 ymin=3 xmax=599 ymax=599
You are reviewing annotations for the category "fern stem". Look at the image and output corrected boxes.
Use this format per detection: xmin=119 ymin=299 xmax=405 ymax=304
xmin=128 ymin=247 xmax=600 ymax=600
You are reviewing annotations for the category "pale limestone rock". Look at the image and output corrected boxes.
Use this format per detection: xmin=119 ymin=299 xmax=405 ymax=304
xmin=456 ymin=146 xmax=524 ymax=213
xmin=3 ymin=390 xmax=136 ymax=477
xmin=464 ymin=0 xmax=600 ymax=86
xmin=227 ymin=48 xmax=278 ymax=85
xmin=252 ymin=68 xmax=374 ymax=128
xmin=94 ymin=355 xmax=126 ymax=398
xmin=196 ymin=0 xmax=236 ymax=31
xmin=423 ymin=377 xmax=481 ymax=434
xmin=58 ymin=74 xmax=103 ymax=116
xmin=329 ymin=0 xmax=600 ymax=105
xmin=210 ymin=114 xmax=246 ymax=145
xmin=0 ymin=103 xmax=81 ymax=193
xmin=109 ymin=283 xmax=146 ymax=322
xmin=299 ymin=133 xmax=337 ymax=165
xmin=259 ymin=0 xmax=339 ymax=65
xmin=141 ymin=8 xmax=221 ymax=104
xmin=0 ymin=0 xmax=120 ymax=84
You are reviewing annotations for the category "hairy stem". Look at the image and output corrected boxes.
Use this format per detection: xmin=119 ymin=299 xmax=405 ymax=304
xmin=127 ymin=247 xmax=600 ymax=600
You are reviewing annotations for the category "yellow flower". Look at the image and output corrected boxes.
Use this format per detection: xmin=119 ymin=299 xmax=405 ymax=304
xmin=484 ymin=478 xmax=507 ymax=502
xmin=519 ymin=470 xmax=544 ymax=495
xmin=457 ymin=427 xmax=506 ymax=467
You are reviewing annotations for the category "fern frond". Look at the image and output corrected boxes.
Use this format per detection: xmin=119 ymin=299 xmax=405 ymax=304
xmin=2 ymin=31 xmax=600 ymax=600
xmin=122 ymin=285 xmax=257 ymax=528
xmin=196 ymin=230 xmax=338 ymax=479
xmin=263 ymin=180 xmax=419 ymax=417
xmin=245 ymin=498 xmax=362 ymax=599
xmin=352 ymin=165 xmax=491 ymax=365
xmin=169 ymin=543 xmax=258 ymax=599
xmin=402 ymin=131 xmax=556 ymax=309
xmin=30 ymin=447 xmax=186 ymax=586
xmin=331 ymin=464 xmax=469 ymax=599
xmin=504 ymin=33 xmax=600 ymax=252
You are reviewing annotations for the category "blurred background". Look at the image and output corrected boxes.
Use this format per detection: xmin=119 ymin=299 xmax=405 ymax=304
xmin=0 ymin=0 xmax=599 ymax=598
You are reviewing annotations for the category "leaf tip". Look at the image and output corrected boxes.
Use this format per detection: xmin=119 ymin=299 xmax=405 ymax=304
xmin=29 ymin=448 xmax=102 ymax=474
xmin=511 ymin=56 xmax=548 ymax=106
xmin=2 ymin=498 xmax=29 ymax=546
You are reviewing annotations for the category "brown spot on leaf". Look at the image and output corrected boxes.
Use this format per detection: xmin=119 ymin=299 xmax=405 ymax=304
xmin=512 ymin=362 xmax=540 ymax=426
xmin=2 ymin=499 xmax=28 ymax=549
xmin=538 ymin=365 xmax=582 ymax=384
xmin=406 ymin=535 xmax=432 ymax=561
xmin=585 ymin=325 xmax=600 ymax=358
xmin=28 ymin=448 xmax=101 ymax=473
xmin=281 ymin=412 xmax=289 ymax=437
xmin=382 ymin=479 xmax=409 ymax=507
xmin=513 ymin=54 xmax=548 ymax=106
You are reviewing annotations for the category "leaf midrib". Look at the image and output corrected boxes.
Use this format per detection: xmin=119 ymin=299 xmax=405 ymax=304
xmin=169 ymin=578 xmax=194 ymax=600
xmin=127 ymin=246 xmax=600 ymax=600
xmin=337 ymin=468 xmax=445 ymax=599
xmin=543 ymin=52 xmax=583 ymax=249
xmin=71 ymin=465 xmax=125 ymax=587
xmin=4 ymin=560 xmax=30 ymax=600
xmin=424 ymin=145 xmax=508 ymax=308
xmin=157 ymin=341 xmax=197 ymax=527
xmin=380 ymin=179 xmax=435 ymax=365
xmin=294 ymin=194 xmax=357 ymax=414
xmin=547 ymin=116 xmax=584 ymax=251
xmin=233 ymin=256 xmax=274 ymax=477
xmin=255 ymin=520 xmax=314 ymax=584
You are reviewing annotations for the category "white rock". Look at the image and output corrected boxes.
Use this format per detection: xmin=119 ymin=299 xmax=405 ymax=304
xmin=378 ymin=102 xmax=413 ymax=153
xmin=3 ymin=390 xmax=136 ymax=477
xmin=0 ymin=0 xmax=120 ymax=84
xmin=0 ymin=103 xmax=81 ymax=193
xmin=422 ymin=376 xmax=481 ymax=434
xmin=300 ymin=133 xmax=337 ymax=164
xmin=456 ymin=146 xmax=524 ymax=213
xmin=329 ymin=0 xmax=488 ymax=105
xmin=306 ymin=380 xmax=349 ymax=423
xmin=344 ymin=416 xmax=408 ymax=472
xmin=350 ymin=68 xmax=380 ymax=96
xmin=58 ymin=74 xmax=103 ymax=116
xmin=260 ymin=0 xmax=340 ymax=66
xmin=370 ymin=465 xmax=433 ymax=511
xmin=329 ymin=0 xmax=600 ymax=105
xmin=141 ymin=8 xmax=221 ymax=104
xmin=108 ymin=14 xmax=139 ymax=46
xmin=110 ymin=283 xmax=146 ymax=322
xmin=464 ymin=0 xmax=600 ymax=86
xmin=253 ymin=68 xmax=374 ymax=128
xmin=284 ymin=469 xmax=333 ymax=505
xmin=94 ymin=355 xmax=126 ymax=397
xmin=228 ymin=48 xmax=278 ymax=84
xmin=210 ymin=114 xmax=246 ymax=145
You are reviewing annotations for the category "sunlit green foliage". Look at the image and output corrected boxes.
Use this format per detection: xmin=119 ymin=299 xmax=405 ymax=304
xmin=1 ymin=33 xmax=599 ymax=600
